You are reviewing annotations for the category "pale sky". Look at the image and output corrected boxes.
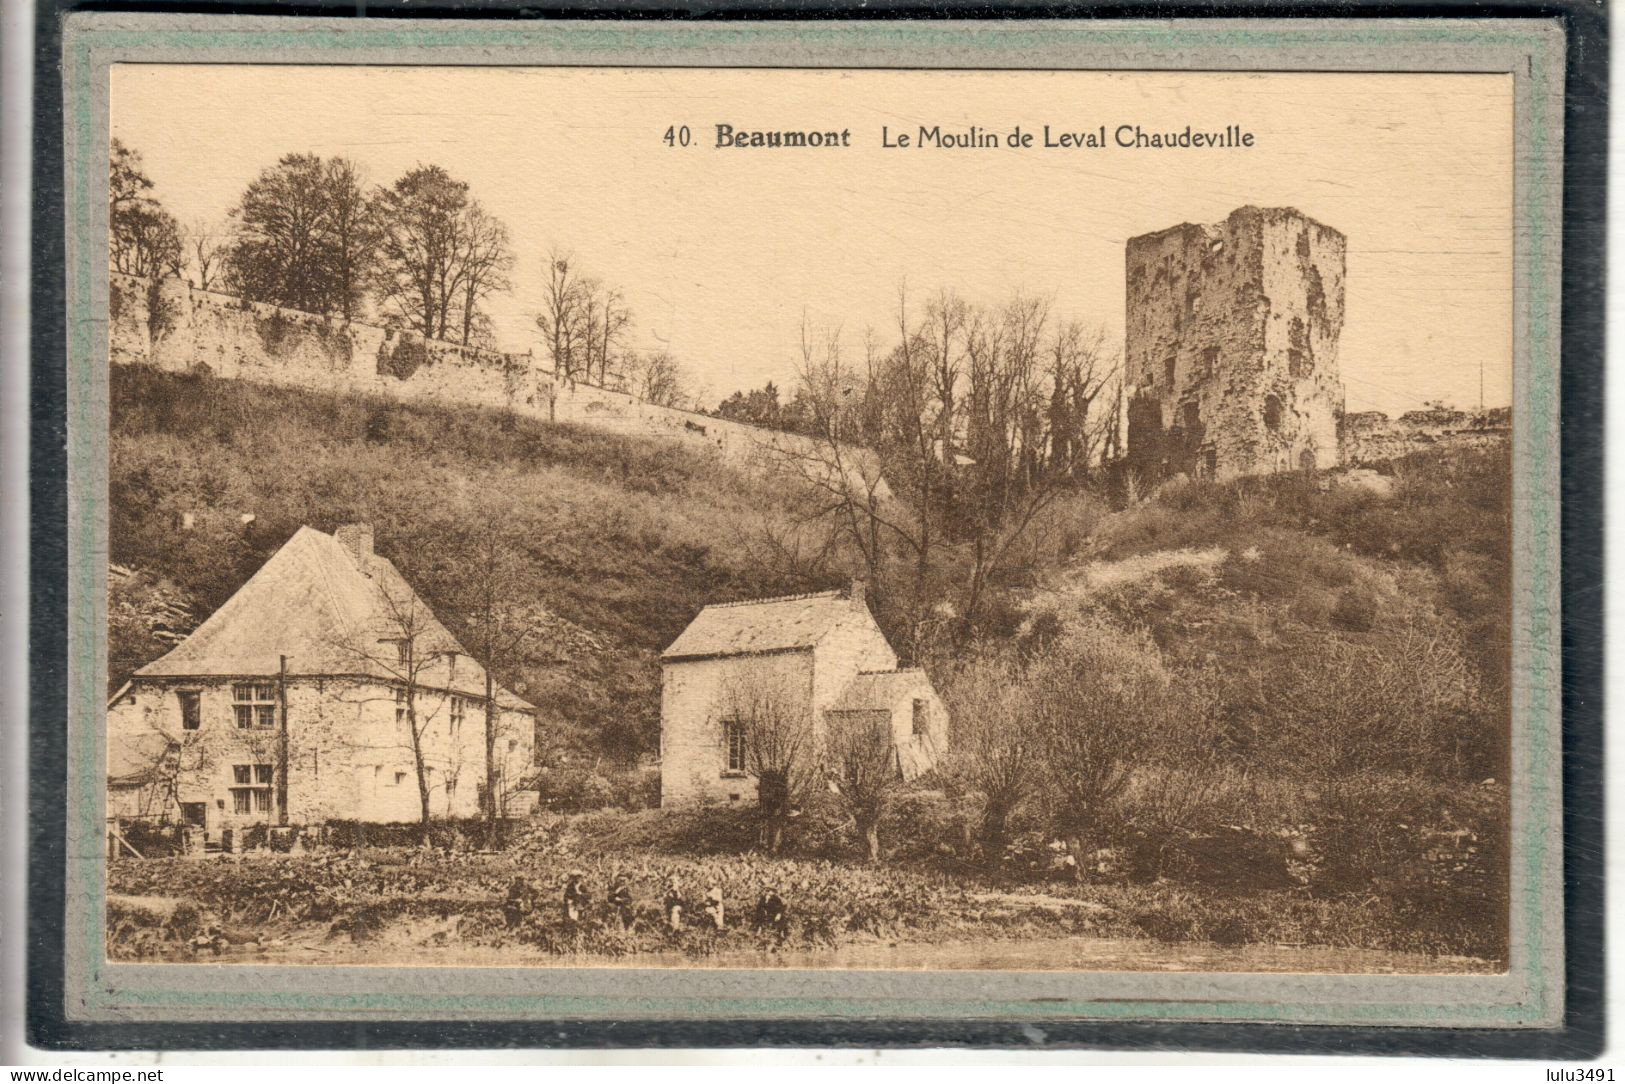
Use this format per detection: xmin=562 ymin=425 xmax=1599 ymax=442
xmin=111 ymin=66 xmax=1514 ymax=416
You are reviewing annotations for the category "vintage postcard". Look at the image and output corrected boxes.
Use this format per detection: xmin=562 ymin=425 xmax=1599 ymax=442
xmin=54 ymin=16 xmax=1567 ymax=1032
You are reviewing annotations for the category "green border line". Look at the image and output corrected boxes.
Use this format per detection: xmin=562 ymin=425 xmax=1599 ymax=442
xmin=62 ymin=17 xmax=1563 ymax=1026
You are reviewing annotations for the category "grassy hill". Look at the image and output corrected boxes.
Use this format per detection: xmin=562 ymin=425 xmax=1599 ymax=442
xmin=108 ymin=365 xmax=1513 ymax=959
xmin=110 ymin=364 xmax=1511 ymax=777
xmin=1010 ymin=445 xmax=1512 ymax=777
xmin=108 ymin=365 xmax=835 ymax=757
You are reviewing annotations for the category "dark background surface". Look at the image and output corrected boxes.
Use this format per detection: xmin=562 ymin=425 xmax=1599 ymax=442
xmin=26 ymin=0 xmax=1607 ymax=1055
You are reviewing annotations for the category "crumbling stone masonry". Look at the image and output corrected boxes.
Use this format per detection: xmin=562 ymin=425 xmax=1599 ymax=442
xmin=1124 ymin=206 xmax=1346 ymax=483
xmin=108 ymin=273 xmax=888 ymax=495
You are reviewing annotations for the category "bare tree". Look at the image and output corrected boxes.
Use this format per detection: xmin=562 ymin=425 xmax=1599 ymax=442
xmin=769 ymin=317 xmax=900 ymax=611
xmin=536 ymin=246 xmax=588 ymax=381
xmin=322 ymin=157 xmax=378 ymax=321
xmin=329 ymin=580 xmax=453 ymax=843
xmin=225 ymin=153 xmax=377 ymax=317
xmin=109 ymin=138 xmax=184 ymax=279
xmin=451 ymin=200 xmax=514 ymax=347
xmin=953 ymin=292 xmax=1071 ymax=628
xmin=776 ymin=288 xmax=1107 ymax=643
xmin=184 ymin=217 xmax=230 ymax=291
xmin=625 ymin=349 xmax=689 ymax=407
xmin=373 ymin=165 xmax=512 ymax=342
xmin=945 ymin=649 xmax=1041 ymax=866
xmin=1045 ymin=320 xmax=1119 ymax=479
xmin=825 ymin=711 xmax=900 ymax=862
xmin=719 ymin=667 xmax=816 ymax=854
xmin=419 ymin=526 xmax=547 ymax=837
xmin=588 ymin=286 xmax=631 ymax=385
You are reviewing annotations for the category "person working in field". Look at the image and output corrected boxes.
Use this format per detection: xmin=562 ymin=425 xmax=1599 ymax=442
xmin=753 ymin=885 xmax=788 ymax=939
xmin=663 ymin=876 xmax=685 ymax=931
xmin=503 ymin=877 xmax=536 ymax=929
xmin=562 ymin=871 xmax=589 ymax=924
xmin=608 ymin=876 xmax=635 ymax=928
xmin=700 ymin=885 xmax=726 ymax=931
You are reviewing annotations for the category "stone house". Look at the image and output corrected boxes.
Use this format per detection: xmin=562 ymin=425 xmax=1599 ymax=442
xmin=658 ymin=582 xmax=947 ymax=807
xmin=105 ymin=524 xmax=536 ymax=838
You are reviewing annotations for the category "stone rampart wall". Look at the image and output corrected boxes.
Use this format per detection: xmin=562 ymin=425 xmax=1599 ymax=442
xmin=1342 ymin=409 xmax=1511 ymax=465
xmin=109 ymin=274 xmax=869 ymax=483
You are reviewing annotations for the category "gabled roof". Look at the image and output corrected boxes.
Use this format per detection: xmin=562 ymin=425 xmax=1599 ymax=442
xmin=661 ymin=590 xmax=863 ymax=662
xmin=133 ymin=526 xmax=534 ymax=711
xmin=826 ymin=668 xmax=937 ymax=714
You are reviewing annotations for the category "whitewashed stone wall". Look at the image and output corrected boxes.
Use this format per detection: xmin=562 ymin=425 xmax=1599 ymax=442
xmin=106 ymin=675 xmax=533 ymax=827
xmin=659 ymin=652 xmax=813 ymax=808
xmin=658 ymin=602 xmax=899 ymax=808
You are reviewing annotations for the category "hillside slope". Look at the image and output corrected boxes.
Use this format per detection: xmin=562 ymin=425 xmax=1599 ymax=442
xmin=108 ymin=365 xmax=833 ymax=757
xmin=109 ymin=364 xmax=1511 ymax=782
xmin=1007 ymin=445 xmax=1512 ymax=780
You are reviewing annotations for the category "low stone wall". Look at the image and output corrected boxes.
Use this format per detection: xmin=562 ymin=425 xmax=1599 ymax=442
xmin=1342 ymin=408 xmax=1510 ymax=465
xmin=109 ymin=274 xmax=876 ymax=485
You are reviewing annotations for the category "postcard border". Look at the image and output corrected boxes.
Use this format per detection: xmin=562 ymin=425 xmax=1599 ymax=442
xmin=28 ymin=7 xmax=1602 ymax=1055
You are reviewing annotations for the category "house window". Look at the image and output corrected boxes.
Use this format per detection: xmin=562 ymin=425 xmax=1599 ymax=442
xmin=723 ymin=718 xmax=748 ymax=774
xmin=178 ymin=690 xmax=201 ymax=731
xmin=394 ymin=771 xmax=408 ymax=786
xmin=232 ymin=682 xmax=276 ymax=729
xmin=229 ymin=763 xmax=272 ymax=815
xmin=912 ymin=699 xmax=928 ymax=738
xmin=1202 ymin=346 xmax=1220 ymax=377
xmin=450 ymin=695 xmax=467 ymax=735
xmin=1164 ymin=356 xmax=1177 ymax=386
xmin=1263 ymin=395 xmax=1283 ymax=432
xmin=384 ymin=638 xmax=410 ymax=665
xmin=395 ymin=686 xmax=407 ymax=725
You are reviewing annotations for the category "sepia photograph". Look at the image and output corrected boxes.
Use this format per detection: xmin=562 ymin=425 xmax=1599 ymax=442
xmin=86 ymin=56 xmax=1532 ymax=990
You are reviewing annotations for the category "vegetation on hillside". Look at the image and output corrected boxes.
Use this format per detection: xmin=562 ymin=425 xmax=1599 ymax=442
xmin=109 ymin=364 xmax=1511 ymax=961
xmin=108 ymin=364 xmax=833 ymax=756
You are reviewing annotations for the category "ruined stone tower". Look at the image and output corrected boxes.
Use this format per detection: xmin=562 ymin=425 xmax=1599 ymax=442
xmin=1124 ymin=206 xmax=1346 ymax=483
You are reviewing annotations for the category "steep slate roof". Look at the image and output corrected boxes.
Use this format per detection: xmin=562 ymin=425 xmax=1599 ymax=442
xmin=134 ymin=526 xmax=534 ymax=711
xmin=661 ymin=591 xmax=858 ymax=662
xmin=825 ymin=668 xmax=936 ymax=714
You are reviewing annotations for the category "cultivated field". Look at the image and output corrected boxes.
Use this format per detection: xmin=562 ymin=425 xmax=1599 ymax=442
xmin=106 ymin=806 xmax=1505 ymax=972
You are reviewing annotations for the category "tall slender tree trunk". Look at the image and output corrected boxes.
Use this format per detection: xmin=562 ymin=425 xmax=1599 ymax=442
xmin=407 ymin=691 xmax=432 ymax=846
xmin=980 ymin=805 xmax=1010 ymax=868
xmin=484 ymin=668 xmax=498 ymax=835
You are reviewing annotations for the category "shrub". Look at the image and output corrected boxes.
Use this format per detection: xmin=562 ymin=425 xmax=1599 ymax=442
xmin=536 ymin=766 xmax=618 ymax=813
xmin=1330 ymin=585 xmax=1379 ymax=631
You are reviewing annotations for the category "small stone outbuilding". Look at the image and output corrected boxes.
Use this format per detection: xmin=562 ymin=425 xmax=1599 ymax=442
xmin=658 ymin=582 xmax=947 ymax=807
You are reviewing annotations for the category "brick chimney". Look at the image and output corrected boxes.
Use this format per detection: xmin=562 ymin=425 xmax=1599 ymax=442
xmin=334 ymin=524 xmax=374 ymax=571
xmin=850 ymin=576 xmax=868 ymax=613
